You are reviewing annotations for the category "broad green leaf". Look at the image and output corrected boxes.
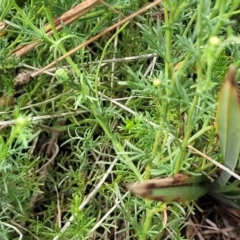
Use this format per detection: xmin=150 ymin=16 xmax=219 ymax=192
xmin=128 ymin=174 xmax=210 ymax=202
xmin=215 ymin=67 xmax=240 ymax=187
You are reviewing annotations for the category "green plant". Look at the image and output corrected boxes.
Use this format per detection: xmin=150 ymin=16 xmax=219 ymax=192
xmin=129 ymin=66 xmax=240 ymax=208
xmin=1 ymin=0 xmax=240 ymax=239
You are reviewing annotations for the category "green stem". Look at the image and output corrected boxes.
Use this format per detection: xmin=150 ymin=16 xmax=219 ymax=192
xmin=174 ymin=0 xmax=204 ymax=174
xmin=151 ymin=1 xmax=174 ymax=163
xmin=1 ymin=0 xmax=11 ymax=19
xmin=183 ymin=11 xmax=197 ymax=37
xmin=212 ymin=1 xmax=226 ymax=36
xmin=174 ymin=95 xmax=199 ymax=173
xmin=140 ymin=209 xmax=153 ymax=240
xmin=196 ymin=0 xmax=204 ymax=79
xmin=164 ymin=5 xmax=173 ymax=86
xmin=141 ymin=204 xmax=168 ymax=240
xmin=141 ymin=2 xmax=176 ymax=239
xmin=188 ymin=126 xmax=213 ymax=144
xmin=43 ymin=3 xmax=81 ymax=77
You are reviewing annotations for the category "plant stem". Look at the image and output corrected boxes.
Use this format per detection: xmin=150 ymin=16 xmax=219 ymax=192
xmin=43 ymin=3 xmax=81 ymax=77
xmin=174 ymin=0 xmax=204 ymax=174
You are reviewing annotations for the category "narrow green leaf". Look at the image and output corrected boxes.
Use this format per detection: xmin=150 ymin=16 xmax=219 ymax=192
xmin=215 ymin=67 xmax=240 ymax=187
xmin=209 ymin=192 xmax=240 ymax=209
xmin=214 ymin=180 xmax=240 ymax=193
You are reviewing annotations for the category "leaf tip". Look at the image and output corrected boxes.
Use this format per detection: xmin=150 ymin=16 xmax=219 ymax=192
xmin=226 ymin=66 xmax=237 ymax=87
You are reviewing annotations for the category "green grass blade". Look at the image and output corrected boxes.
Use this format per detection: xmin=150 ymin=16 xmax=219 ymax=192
xmin=215 ymin=67 xmax=240 ymax=187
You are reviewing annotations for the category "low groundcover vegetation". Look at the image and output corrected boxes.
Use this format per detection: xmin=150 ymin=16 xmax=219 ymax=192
xmin=1 ymin=0 xmax=240 ymax=239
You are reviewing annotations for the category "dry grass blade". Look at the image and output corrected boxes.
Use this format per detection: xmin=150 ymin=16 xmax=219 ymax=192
xmin=52 ymin=155 xmax=120 ymax=240
xmin=186 ymin=196 xmax=240 ymax=239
